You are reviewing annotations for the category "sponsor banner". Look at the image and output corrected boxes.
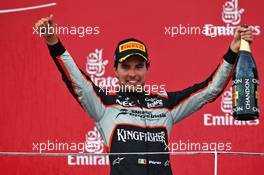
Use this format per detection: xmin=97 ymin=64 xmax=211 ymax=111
xmin=68 ymin=127 xmax=109 ymax=166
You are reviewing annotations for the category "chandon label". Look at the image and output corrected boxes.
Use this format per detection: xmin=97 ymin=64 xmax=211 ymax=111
xmin=232 ymin=78 xmax=259 ymax=114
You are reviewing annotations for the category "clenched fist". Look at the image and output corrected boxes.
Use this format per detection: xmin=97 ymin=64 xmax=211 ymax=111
xmin=35 ymin=14 xmax=58 ymax=45
xmin=230 ymin=26 xmax=253 ymax=53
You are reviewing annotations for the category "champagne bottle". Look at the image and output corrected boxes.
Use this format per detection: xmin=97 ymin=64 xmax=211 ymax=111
xmin=232 ymin=33 xmax=259 ymax=120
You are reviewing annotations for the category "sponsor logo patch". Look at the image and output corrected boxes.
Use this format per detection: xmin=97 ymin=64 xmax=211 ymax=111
xmin=116 ymin=109 xmax=166 ymax=120
xmin=119 ymin=41 xmax=146 ymax=52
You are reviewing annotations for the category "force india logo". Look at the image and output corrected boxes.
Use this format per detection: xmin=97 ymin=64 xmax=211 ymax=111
xmin=116 ymin=109 xmax=166 ymax=120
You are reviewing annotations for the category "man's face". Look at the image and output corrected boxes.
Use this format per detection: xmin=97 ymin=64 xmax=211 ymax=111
xmin=115 ymin=55 xmax=148 ymax=91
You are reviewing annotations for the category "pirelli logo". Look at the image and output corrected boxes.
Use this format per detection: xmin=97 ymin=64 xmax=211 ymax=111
xmin=119 ymin=41 xmax=146 ymax=53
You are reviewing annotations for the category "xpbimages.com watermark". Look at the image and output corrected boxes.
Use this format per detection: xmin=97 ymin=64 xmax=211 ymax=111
xmin=32 ymin=23 xmax=100 ymax=37
xmin=32 ymin=140 xmax=90 ymax=153
xmin=32 ymin=139 xmax=103 ymax=153
xmin=164 ymin=24 xmax=260 ymax=37
xmin=32 ymin=139 xmax=232 ymax=153
xmin=164 ymin=140 xmax=232 ymax=152
xmin=98 ymin=84 xmax=166 ymax=96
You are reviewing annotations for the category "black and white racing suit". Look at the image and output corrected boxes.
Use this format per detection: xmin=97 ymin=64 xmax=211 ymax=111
xmin=48 ymin=40 xmax=237 ymax=175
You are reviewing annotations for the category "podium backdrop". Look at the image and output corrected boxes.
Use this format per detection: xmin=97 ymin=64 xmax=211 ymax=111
xmin=0 ymin=0 xmax=263 ymax=174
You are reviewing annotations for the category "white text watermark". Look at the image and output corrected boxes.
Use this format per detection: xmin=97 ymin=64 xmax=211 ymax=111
xmin=33 ymin=24 xmax=100 ymax=37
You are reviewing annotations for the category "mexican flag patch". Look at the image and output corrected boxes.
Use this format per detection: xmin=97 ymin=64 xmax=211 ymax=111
xmin=138 ymin=158 xmax=147 ymax=165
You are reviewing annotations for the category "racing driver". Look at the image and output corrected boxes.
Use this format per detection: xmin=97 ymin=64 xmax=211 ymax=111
xmin=35 ymin=15 xmax=253 ymax=175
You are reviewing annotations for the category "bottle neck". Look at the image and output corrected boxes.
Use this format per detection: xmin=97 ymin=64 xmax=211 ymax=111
xmin=240 ymin=39 xmax=251 ymax=52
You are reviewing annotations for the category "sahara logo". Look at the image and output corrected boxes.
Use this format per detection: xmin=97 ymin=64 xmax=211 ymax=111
xmin=116 ymin=109 xmax=166 ymax=120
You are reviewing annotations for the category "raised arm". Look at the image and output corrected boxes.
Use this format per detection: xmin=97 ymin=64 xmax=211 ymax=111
xmin=168 ymin=26 xmax=253 ymax=124
xmin=35 ymin=15 xmax=106 ymax=122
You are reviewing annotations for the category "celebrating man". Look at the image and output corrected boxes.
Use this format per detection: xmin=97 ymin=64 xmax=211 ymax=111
xmin=35 ymin=14 xmax=253 ymax=175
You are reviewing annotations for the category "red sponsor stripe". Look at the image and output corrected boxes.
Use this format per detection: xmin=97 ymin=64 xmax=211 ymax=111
xmin=80 ymin=74 xmax=107 ymax=108
xmin=57 ymin=56 xmax=80 ymax=102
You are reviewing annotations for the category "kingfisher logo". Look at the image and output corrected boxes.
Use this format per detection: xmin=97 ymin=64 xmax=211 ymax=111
xmin=116 ymin=128 xmax=166 ymax=143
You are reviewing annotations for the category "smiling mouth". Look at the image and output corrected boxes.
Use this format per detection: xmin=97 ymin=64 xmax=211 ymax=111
xmin=125 ymin=80 xmax=139 ymax=86
xmin=128 ymin=80 xmax=137 ymax=83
